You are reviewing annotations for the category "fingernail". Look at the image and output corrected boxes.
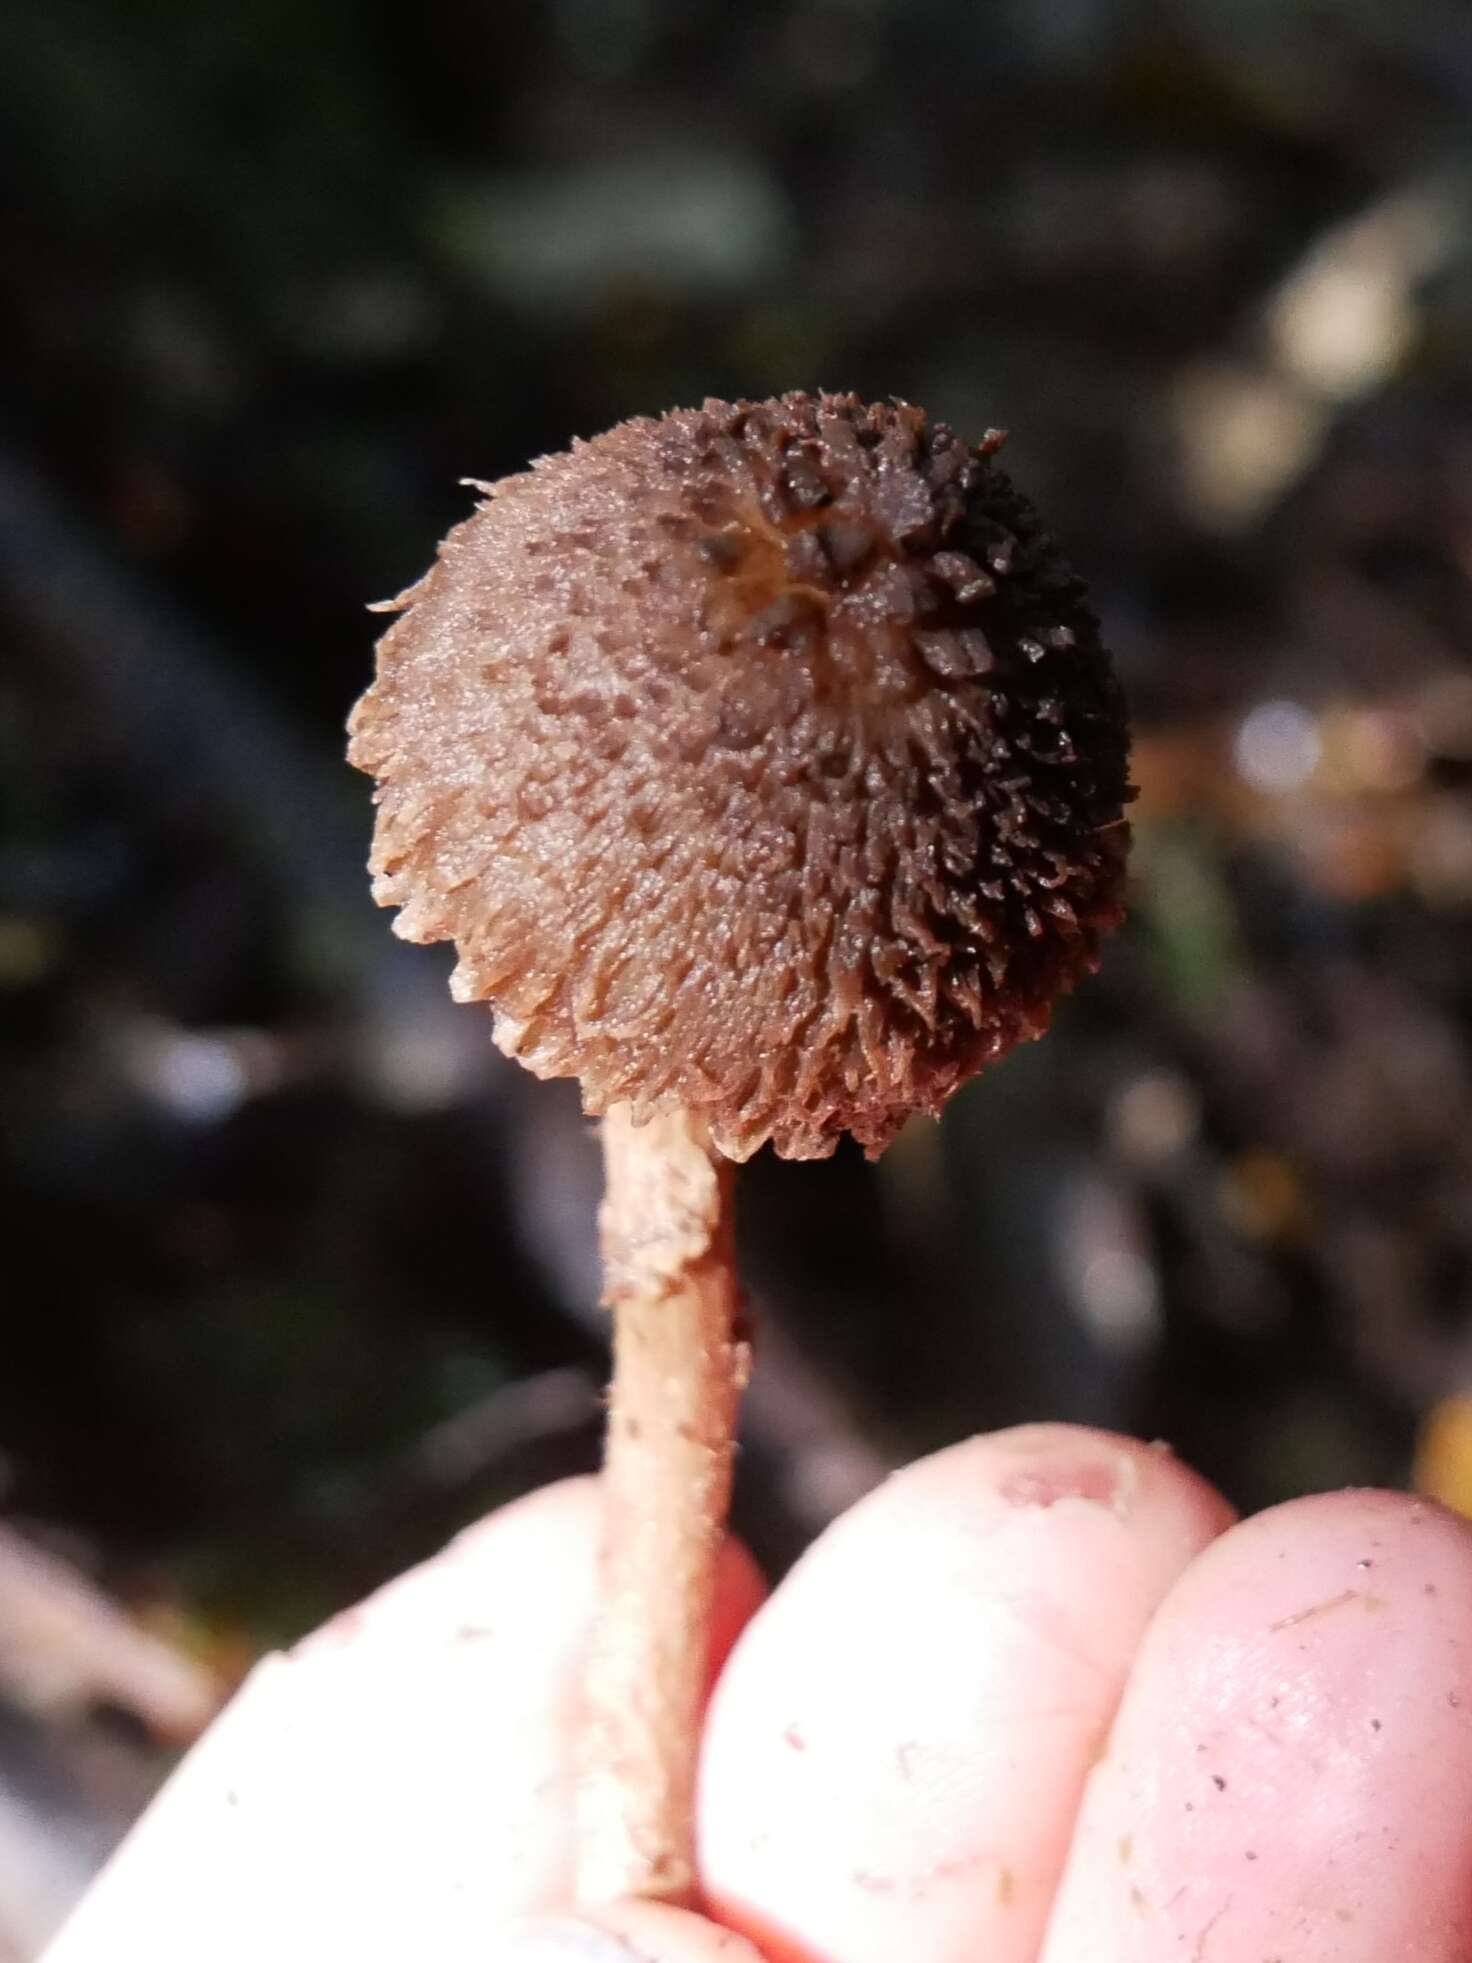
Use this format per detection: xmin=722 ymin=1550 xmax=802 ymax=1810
xmin=495 ymin=1916 xmax=644 ymax=1960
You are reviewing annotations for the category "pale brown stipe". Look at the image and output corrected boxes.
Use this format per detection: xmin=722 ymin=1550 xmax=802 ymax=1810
xmin=581 ymin=1106 xmax=748 ymax=1904
xmin=346 ymin=391 xmax=1132 ymax=1909
xmin=348 ymin=391 xmax=1132 ymax=1161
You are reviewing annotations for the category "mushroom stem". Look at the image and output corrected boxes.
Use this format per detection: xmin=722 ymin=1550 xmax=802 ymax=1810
xmin=579 ymin=1103 xmax=749 ymax=1907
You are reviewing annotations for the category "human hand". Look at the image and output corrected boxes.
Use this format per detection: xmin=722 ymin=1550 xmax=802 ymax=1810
xmin=44 ymin=1425 xmax=1472 ymax=1961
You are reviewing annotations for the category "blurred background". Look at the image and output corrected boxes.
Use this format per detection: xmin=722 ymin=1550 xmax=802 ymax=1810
xmin=5 ymin=0 xmax=1472 ymax=1949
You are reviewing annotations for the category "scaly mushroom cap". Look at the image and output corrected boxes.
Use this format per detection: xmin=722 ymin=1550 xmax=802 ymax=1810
xmin=348 ymin=391 xmax=1132 ymax=1159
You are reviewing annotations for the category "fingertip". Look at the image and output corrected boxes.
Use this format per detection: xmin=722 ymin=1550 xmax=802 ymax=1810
xmin=48 ymin=1477 xmax=766 ymax=1960
xmin=500 ymin=1904 xmax=768 ymax=1962
xmin=700 ymin=1423 xmax=1233 ymax=1963
xmin=450 ymin=1472 xmax=603 ymax=1560
xmin=1205 ymin=1480 xmax=1472 ymax=1571
xmin=311 ymin=1472 xmax=765 ymax=1687
xmin=296 ymin=1475 xmax=605 ymax=1664
xmin=1043 ymin=1485 xmax=1472 ymax=1960
xmin=908 ymin=1422 xmax=1236 ymax=1546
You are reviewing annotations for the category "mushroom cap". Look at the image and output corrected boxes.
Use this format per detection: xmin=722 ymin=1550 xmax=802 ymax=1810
xmin=348 ymin=391 xmax=1132 ymax=1160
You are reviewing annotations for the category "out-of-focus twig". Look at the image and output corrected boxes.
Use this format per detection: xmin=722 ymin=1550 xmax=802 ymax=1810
xmin=0 ymin=1526 xmax=220 ymax=1743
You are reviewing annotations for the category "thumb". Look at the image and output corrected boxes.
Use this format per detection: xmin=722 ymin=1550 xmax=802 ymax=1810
xmin=498 ymin=1904 xmax=768 ymax=1962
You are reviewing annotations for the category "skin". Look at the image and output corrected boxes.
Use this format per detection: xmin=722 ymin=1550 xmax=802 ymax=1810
xmin=43 ymin=1425 xmax=1472 ymax=1962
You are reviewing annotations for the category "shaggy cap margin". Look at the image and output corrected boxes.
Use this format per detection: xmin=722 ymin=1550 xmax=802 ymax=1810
xmin=348 ymin=390 xmax=1133 ymax=1159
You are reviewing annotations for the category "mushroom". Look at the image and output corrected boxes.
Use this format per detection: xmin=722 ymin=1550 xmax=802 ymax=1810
xmin=347 ymin=389 xmax=1133 ymax=1906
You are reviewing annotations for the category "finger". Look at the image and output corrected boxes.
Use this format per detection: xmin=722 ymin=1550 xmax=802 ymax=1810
xmin=1040 ymin=1489 xmax=1472 ymax=1963
xmin=698 ymin=1424 xmax=1234 ymax=1963
xmin=46 ymin=1479 xmax=765 ymax=1963
xmin=502 ymin=1902 xmax=769 ymax=1961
